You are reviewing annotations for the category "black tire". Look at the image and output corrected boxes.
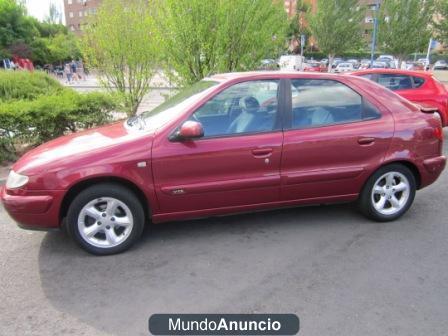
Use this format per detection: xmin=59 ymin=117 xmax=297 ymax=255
xmin=67 ymin=183 xmax=145 ymax=255
xmin=358 ymin=164 xmax=416 ymax=222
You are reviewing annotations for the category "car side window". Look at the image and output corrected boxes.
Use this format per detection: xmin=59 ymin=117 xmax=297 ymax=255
xmin=290 ymin=79 xmax=369 ymax=129
xmin=378 ymin=74 xmax=413 ymax=90
xmin=191 ymin=80 xmax=279 ymax=137
xmin=412 ymin=76 xmax=425 ymax=88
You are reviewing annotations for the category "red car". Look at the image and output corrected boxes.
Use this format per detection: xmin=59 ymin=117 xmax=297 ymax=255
xmin=303 ymin=62 xmax=327 ymax=72
xmin=351 ymin=69 xmax=448 ymax=127
xmin=1 ymin=72 xmax=446 ymax=255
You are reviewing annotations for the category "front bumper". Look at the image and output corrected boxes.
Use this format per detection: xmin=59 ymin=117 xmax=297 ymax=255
xmin=1 ymin=186 xmax=64 ymax=230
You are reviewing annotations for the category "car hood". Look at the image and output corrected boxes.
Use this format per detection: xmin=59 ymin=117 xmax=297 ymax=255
xmin=13 ymin=121 xmax=155 ymax=175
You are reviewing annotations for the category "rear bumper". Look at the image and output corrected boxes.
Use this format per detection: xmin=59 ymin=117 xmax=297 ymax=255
xmin=1 ymin=186 xmax=64 ymax=230
xmin=420 ymin=156 xmax=446 ymax=188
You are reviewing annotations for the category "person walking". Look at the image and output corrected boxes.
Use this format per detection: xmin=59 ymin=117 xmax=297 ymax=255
xmin=70 ymin=60 xmax=78 ymax=82
xmin=64 ymin=63 xmax=72 ymax=84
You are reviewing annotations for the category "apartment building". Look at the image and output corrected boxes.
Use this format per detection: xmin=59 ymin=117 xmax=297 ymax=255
xmin=63 ymin=0 xmax=102 ymax=34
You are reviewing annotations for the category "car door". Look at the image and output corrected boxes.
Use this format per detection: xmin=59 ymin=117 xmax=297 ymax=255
xmin=152 ymin=79 xmax=286 ymax=213
xmin=280 ymin=78 xmax=394 ymax=201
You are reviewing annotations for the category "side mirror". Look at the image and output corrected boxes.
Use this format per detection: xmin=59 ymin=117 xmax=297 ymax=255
xmin=172 ymin=120 xmax=204 ymax=141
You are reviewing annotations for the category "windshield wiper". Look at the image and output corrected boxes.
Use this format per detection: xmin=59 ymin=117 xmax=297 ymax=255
xmin=126 ymin=115 xmax=146 ymax=130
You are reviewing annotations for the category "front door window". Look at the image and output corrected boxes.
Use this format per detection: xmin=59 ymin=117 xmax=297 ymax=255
xmin=190 ymin=80 xmax=280 ymax=137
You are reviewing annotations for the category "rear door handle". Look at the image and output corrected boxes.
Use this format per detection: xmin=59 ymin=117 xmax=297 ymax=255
xmin=358 ymin=137 xmax=376 ymax=145
xmin=252 ymin=148 xmax=273 ymax=158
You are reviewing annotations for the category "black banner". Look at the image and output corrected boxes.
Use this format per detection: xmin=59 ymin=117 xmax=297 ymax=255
xmin=148 ymin=314 xmax=300 ymax=335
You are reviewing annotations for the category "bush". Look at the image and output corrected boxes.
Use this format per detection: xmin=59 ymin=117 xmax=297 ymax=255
xmin=0 ymin=90 xmax=116 ymax=151
xmin=0 ymin=70 xmax=64 ymax=102
xmin=0 ymin=71 xmax=117 ymax=163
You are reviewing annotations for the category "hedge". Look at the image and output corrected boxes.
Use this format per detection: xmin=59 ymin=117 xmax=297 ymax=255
xmin=0 ymin=70 xmax=64 ymax=102
xmin=0 ymin=71 xmax=117 ymax=163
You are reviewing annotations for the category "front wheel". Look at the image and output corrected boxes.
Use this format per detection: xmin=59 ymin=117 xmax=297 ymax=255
xmin=358 ymin=164 xmax=416 ymax=222
xmin=67 ymin=183 xmax=145 ymax=255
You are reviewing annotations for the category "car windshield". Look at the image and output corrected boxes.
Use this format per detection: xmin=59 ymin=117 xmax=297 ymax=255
xmin=138 ymin=80 xmax=219 ymax=130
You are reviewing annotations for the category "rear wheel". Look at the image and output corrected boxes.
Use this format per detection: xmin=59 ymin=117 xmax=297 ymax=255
xmin=67 ymin=183 xmax=145 ymax=255
xmin=358 ymin=164 xmax=416 ymax=222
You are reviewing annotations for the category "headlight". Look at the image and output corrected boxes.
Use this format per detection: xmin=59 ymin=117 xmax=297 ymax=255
xmin=6 ymin=170 xmax=29 ymax=189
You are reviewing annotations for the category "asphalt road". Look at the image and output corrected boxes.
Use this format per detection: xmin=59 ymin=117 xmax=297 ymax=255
xmin=1 ymin=131 xmax=447 ymax=336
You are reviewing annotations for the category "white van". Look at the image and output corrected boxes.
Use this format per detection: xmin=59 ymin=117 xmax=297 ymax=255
xmin=278 ymin=55 xmax=304 ymax=71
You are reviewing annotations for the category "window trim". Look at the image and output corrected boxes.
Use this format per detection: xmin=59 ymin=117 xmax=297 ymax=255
xmin=284 ymin=78 xmax=381 ymax=131
xmin=169 ymin=78 xmax=288 ymax=142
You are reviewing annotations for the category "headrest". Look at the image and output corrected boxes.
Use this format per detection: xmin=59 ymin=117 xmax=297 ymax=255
xmin=239 ymin=96 xmax=260 ymax=113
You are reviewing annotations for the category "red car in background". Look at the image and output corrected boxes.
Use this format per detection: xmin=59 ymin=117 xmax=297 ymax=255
xmin=303 ymin=61 xmax=327 ymax=72
xmin=351 ymin=69 xmax=448 ymax=126
xmin=1 ymin=72 xmax=446 ymax=255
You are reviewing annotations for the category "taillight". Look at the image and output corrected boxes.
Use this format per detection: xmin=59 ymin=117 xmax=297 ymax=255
xmin=434 ymin=126 xmax=443 ymax=141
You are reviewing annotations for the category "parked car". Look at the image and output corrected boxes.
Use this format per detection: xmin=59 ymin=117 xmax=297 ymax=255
xmin=347 ymin=59 xmax=360 ymax=69
xmin=334 ymin=62 xmax=355 ymax=73
xmin=434 ymin=60 xmax=448 ymax=70
xmin=371 ymin=61 xmax=388 ymax=69
xmin=406 ymin=62 xmax=425 ymax=71
xmin=378 ymin=55 xmax=395 ymax=62
xmin=1 ymin=72 xmax=445 ymax=255
xmin=359 ymin=59 xmax=372 ymax=70
xmin=259 ymin=59 xmax=279 ymax=70
xmin=303 ymin=61 xmax=327 ymax=72
xmin=352 ymin=69 xmax=448 ymax=126
xmin=377 ymin=55 xmax=398 ymax=68
xmin=331 ymin=58 xmax=344 ymax=69
xmin=417 ymin=58 xmax=431 ymax=71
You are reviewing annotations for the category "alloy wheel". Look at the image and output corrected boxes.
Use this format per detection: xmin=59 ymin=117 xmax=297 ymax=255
xmin=371 ymin=171 xmax=410 ymax=216
xmin=77 ymin=197 xmax=134 ymax=248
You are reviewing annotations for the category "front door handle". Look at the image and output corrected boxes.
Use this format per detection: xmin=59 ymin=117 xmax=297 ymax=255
xmin=358 ymin=137 xmax=376 ymax=145
xmin=252 ymin=148 xmax=273 ymax=158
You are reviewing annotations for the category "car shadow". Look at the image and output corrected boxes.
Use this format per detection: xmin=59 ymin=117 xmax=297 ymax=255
xmin=38 ymin=203 xmax=375 ymax=336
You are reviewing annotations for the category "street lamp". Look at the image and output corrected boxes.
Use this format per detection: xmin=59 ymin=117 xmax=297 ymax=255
xmin=370 ymin=0 xmax=380 ymax=67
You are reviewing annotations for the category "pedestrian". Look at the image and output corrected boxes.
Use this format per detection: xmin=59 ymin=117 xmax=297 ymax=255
xmin=64 ymin=63 xmax=72 ymax=84
xmin=70 ymin=60 xmax=78 ymax=82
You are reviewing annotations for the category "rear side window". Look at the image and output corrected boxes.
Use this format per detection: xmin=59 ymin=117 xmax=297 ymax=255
xmin=290 ymin=79 xmax=379 ymax=129
xmin=413 ymin=76 xmax=425 ymax=88
xmin=378 ymin=74 xmax=412 ymax=90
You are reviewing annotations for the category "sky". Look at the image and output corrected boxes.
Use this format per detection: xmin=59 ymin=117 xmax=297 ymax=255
xmin=25 ymin=0 xmax=65 ymax=24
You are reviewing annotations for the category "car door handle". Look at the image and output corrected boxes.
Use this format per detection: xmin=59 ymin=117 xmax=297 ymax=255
xmin=252 ymin=148 xmax=273 ymax=157
xmin=358 ymin=137 xmax=376 ymax=145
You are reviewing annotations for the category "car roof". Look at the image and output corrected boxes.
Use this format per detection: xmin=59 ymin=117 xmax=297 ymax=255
xmin=352 ymin=68 xmax=434 ymax=78
xmin=207 ymin=71 xmax=346 ymax=82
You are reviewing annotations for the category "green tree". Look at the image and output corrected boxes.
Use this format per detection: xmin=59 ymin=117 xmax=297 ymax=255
xmin=378 ymin=0 xmax=435 ymax=67
xmin=0 ymin=0 xmax=39 ymax=50
xmin=81 ymin=0 xmax=160 ymax=116
xmin=287 ymin=0 xmax=311 ymax=54
xmin=36 ymin=22 xmax=68 ymax=38
xmin=435 ymin=0 xmax=448 ymax=45
xmin=0 ymin=0 xmax=75 ymax=65
xmin=154 ymin=0 xmax=288 ymax=86
xmin=307 ymin=0 xmax=363 ymax=71
xmin=46 ymin=33 xmax=81 ymax=64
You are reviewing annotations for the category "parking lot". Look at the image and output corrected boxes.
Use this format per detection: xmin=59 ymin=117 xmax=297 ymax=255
xmin=0 ymin=128 xmax=447 ymax=336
